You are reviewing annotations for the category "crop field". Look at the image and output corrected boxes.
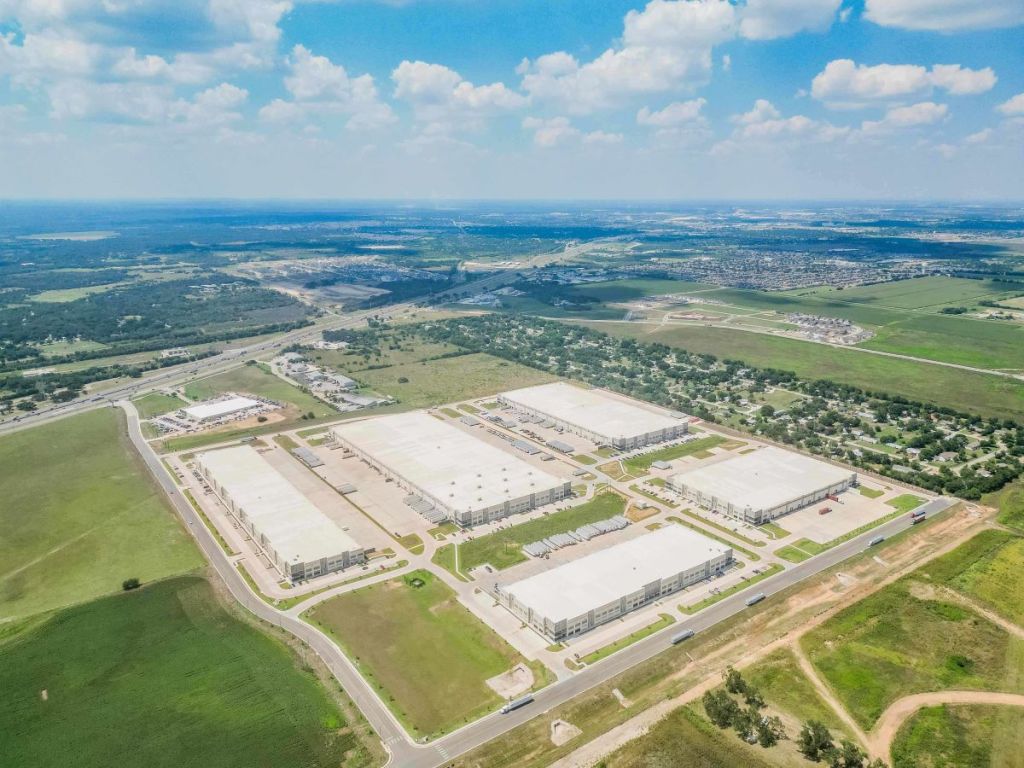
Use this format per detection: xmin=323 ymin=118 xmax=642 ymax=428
xmin=599 ymin=705 xmax=775 ymax=768
xmin=0 ymin=409 xmax=202 ymax=620
xmin=0 ymin=577 xmax=377 ymax=768
xmin=891 ymin=704 xmax=1024 ymax=768
xmin=132 ymin=392 xmax=187 ymax=419
xmin=576 ymin=321 xmax=1024 ymax=422
xmin=457 ymin=492 xmax=627 ymax=571
xmin=797 ymin=276 xmax=1020 ymax=310
xmin=801 ymin=574 xmax=1024 ymax=729
xmin=922 ymin=529 xmax=1024 ymax=627
xmin=183 ymin=363 xmax=333 ymax=417
xmin=346 ymin=352 xmax=558 ymax=410
xmin=304 ymin=570 xmax=532 ymax=738
xmin=622 ymin=435 xmax=731 ymax=474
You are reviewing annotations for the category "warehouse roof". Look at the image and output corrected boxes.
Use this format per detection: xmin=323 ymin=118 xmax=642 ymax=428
xmin=500 ymin=382 xmax=683 ymax=441
xmin=331 ymin=412 xmax=567 ymax=514
xmin=671 ymin=447 xmax=855 ymax=512
xmin=504 ymin=525 xmax=731 ymax=623
xmin=184 ymin=395 xmax=260 ymax=421
xmin=197 ymin=446 xmax=361 ymax=564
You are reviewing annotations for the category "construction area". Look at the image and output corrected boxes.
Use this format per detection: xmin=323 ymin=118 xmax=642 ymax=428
xmin=498 ymin=382 xmax=688 ymax=450
xmin=331 ymin=411 xmax=571 ymax=527
xmin=668 ymin=446 xmax=857 ymax=524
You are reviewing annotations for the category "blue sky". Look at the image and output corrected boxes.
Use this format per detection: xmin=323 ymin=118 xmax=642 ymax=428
xmin=0 ymin=0 xmax=1021 ymax=199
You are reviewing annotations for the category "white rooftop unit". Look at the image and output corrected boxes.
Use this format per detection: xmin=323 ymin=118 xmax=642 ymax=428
xmin=498 ymin=382 xmax=686 ymax=450
xmin=668 ymin=446 xmax=856 ymax=525
xmin=503 ymin=525 xmax=732 ymax=640
xmin=184 ymin=395 xmax=260 ymax=422
xmin=331 ymin=411 xmax=570 ymax=527
xmin=196 ymin=445 xmax=363 ymax=581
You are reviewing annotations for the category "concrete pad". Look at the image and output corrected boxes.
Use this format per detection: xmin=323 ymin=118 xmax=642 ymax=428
xmin=550 ymin=719 xmax=582 ymax=747
xmin=486 ymin=663 xmax=534 ymax=699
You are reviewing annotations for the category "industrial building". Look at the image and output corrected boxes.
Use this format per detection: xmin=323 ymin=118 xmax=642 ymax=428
xmin=331 ymin=412 xmax=570 ymax=527
xmin=498 ymin=382 xmax=687 ymax=450
xmin=196 ymin=446 xmax=364 ymax=582
xmin=668 ymin=446 xmax=857 ymax=525
xmin=183 ymin=395 xmax=261 ymax=422
xmin=501 ymin=526 xmax=732 ymax=640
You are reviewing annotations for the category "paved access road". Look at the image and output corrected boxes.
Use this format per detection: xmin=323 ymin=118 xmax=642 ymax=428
xmin=122 ymin=397 xmax=954 ymax=768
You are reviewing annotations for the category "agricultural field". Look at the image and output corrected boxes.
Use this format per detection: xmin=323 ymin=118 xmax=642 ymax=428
xmin=457 ymin=492 xmax=627 ymax=571
xmin=891 ymin=704 xmax=1024 ymax=768
xmin=131 ymin=392 xmax=187 ymax=419
xmin=796 ymin=276 xmax=1020 ymax=311
xmin=0 ymin=577 xmax=379 ymax=768
xmin=860 ymin=314 xmax=1024 ymax=371
xmin=0 ymin=409 xmax=202 ymax=620
xmin=801 ymin=568 xmax=1024 ymax=729
xmin=577 ymin=321 xmax=1024 ymax=422
xmin=304 ymin=570 xmax=539 ymax=738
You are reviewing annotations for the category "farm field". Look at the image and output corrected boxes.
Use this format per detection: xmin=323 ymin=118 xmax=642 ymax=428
xmin=795 ymin=276 xmax=1021 ymax=310
xmin=860 ymin=313 xmax=1024 ymax=370
xmin=0 ymin=409 xmax=202 ymax=620
xmin=0 ymin=577 xmax=378 ymax=768
xmin=132 ymin=392 xmax=187 ymax=419
xmin=801 ymin=565 xmax=1024 ymax=729
xmin=575 ymin=321 xmax=1024 ymax=422
xmin=304 ymin=570 xmax=537 ymax=738
xmin=457 ymin=492 xmax=627 ymax=571
xmin=891 ymin=704 xmax=1024 ymax=768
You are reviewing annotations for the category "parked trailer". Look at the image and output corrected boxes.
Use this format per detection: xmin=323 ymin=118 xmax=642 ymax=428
xmin=670 ymin=629 xmax=696 ymax=644
xmin=501 ymin=695 xmax=534 ymax=714
xmin=869 ymin=535 xmax=885 ymax=546
xmin=745 ymin=593 xmax=766 ymax=607
xmin=818 ymin=507 xmax=832 ymax=515
xmin=910 ymin=515 xmax=925 ymax=525
xmin=911 ymin=508 xmax=927 ymax=519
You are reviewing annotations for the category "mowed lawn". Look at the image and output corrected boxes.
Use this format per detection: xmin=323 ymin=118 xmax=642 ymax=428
xmin=576 ymin=321 xmax=1024 ymax=422
xmin=0 ymin=577 xmax=374 ymax=768
xmin=305 ymin=570 xmax=526 ymax=738
xmin=458 ymin=492 xmax=627 ymax=571
xmin=0 ymin=409 xmax=202 ymax=620
xmin=801 ymin=575 xmax=1024 ymax=729
xmin=131 ymin=392 xmax=187 ymax=419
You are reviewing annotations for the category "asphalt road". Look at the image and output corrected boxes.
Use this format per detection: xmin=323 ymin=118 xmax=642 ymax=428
xmin=121 ymin=396 xmax=954 ymax=768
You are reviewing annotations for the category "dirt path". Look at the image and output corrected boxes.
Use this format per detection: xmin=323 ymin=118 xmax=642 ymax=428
xmin=937 ymin=586 xmax=1024 ymax=640
xmin=791 ymin=643 xmax=870 ymax=747
xmin=868 ymin=692 xmax=1024 ymax=760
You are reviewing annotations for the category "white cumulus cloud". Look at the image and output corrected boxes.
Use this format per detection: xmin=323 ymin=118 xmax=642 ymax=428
xmin=863 ymin=0 xmax=1024 ymax=31
xmin=859 ymin=101 xmax=949 ymax=134
xmin=739 ymin=0 xmax=843 ymax=40
xmin=811 ymin=59 xmax=996 ymax=104
xmin=997 ymin=93 xmax=1024 ymax=116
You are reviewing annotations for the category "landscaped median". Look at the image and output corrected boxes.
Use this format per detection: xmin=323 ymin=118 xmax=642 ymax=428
xmin=302 ymin=569 xmax=552 ymax=740
xmin=579 ymin=613 xmax=676 ymax=665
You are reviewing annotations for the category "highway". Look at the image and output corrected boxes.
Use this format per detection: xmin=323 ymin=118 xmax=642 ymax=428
xmin=120 ymin=393 xmax=955 ymax=768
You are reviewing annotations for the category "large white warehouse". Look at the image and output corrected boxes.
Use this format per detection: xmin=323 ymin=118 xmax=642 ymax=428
xmin=184 ymin=395 xmax=261 ymax=422
xmin=668 ymin=446 xmax=857 ymax=525
xmin=501 ymin=525 xmax=732 ymax=641
xmin=196 ymin=445 xmax=364 ymax=582
xmin=331 ymin=412 xmax=570 ymax=527
xmin=498 ymin=382 xmax=687 ymax=450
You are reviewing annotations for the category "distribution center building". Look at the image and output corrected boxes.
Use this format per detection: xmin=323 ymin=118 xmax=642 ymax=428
xmin=501 ymin=525 xmax=732 ymax=640
xmin=331 ymin=411 xmax=570 ymax=527
xmin=183 ymin=395 xmax=261 ymax=422
xmin=196 ymin=445 xmax=364 ymax=582
xmin=668 ymin=446 xmax=857 ymax=525
xmin=497 ymin=382 xmax=687 ymax=450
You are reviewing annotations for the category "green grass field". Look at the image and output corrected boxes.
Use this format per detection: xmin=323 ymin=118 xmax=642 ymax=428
xmin=457 ymin=492 xmax=627 ymax=571
xmin=622 ymin=435 xmax=730 ymax=475
xmin=0 ymin=409 xmax=202 ymax=620
xmin=799 ymin=276 xmax=1019 ymax=310
xmin=184 ymin=363 xmax=333 ymax=418
xmin=575 ymin=321 xmax=1024 ymax=421
xmin=0 ymin=577 xmax=378 ymax=768
xmin=599 ymin=705 xmax=776 ymax=768
xmin=985 ymin=480 xmax=1024 ymax=534
xmin=304 ymin=570 xmax=533 ymax=738
xmin=745 ymin=648 xmax=854 ymax=738
xmin=891 ymin=704 xmax=1024 ymax=768
xmin=861 ymin=313 xmax=1024 ymax=370
xmin=921 ymin=529 xmax=1024 ymax=628
xmin=802 ymin=575 xmax=1024 ymax=729
xmin=886 ymin=494 xmax=926 ymax=514
xmin=569 ymin=279 xmax=715 ymax=303
xmin=132 ymin=392 xmax=187 ymax=419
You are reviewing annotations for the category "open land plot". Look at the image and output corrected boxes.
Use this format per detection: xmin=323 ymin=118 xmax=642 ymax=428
xmin=0 ymin=409 xmax=202 ymax=620
xmin=304 ymin=569 xmax=534 ymax=738
xmin=309 ymin=338 xmax=463 ymax=372
xmin=345 ymin=352 xmax=558 ymax=409
xmin=569 ymin=279 xmax=717 ymax=303
xmin=183 ymin=363 xmax=333 ymax=417
xmin=574 ymin=321 xmax=1024 ymax=422
xmin=458 ymin=492 xmax=627 ymax=571
xmin=0 ymin=577 xmax=379 ymax=768
xmin=132 ymin=392 xmax=187 ymax=419
xmin=921 ymin=529 xmax=1024 ymax=627
xmin=798 ymin=276 xmax=1021 ymax=310
xmin=622 ymin=435 xmax=730 ymax=475
xmin=860 ymin=313 xmax=1024 ymax=370
xmin=801 ymin=573 xmax=1024 ymax=730
xmin=985 ymin=479 xmax=1024 ymax=533
xmin=34 ymin=339 xmax=109 ymax=356
xmin=891 ymin=704 xmax=1024 ymax=768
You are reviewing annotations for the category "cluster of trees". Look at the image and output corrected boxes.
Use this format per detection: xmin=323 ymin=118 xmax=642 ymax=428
xmin=416 ymin=314 xmax=1022 ymax=499
xmin=796 ymin=721 xmax=885 ymax=768
xmin=702 ymin=667 xmax=785 ymax=748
